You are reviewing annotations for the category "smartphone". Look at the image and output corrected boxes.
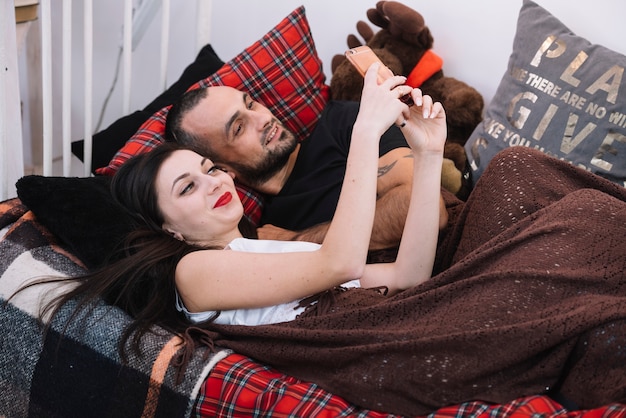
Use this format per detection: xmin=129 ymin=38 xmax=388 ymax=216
xmin=345 ymin=46 xmax=414 ymax=106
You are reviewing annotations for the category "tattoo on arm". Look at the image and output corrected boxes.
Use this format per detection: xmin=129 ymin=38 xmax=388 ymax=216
xmin=378 ymin=153 xmax=414 ymax=178
xmin=378 ymin=161 xmax=397 ymax=178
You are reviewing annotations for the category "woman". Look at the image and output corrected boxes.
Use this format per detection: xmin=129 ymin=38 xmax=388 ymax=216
xmin=112 ymin=62 xmax=444 ymax=327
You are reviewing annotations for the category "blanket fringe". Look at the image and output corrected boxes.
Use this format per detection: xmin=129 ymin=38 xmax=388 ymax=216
xmin=172 ymin=326 xmax=218 ymax=384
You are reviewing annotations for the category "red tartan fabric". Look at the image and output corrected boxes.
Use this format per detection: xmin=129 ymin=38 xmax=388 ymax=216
xmin=98 ymin=107 xmax=169 ymax=177
xmin=95 ymin=6 xmax=329 ymax=226
xmin=195 ymin=353 xmax=398 ymax=417
xmin=431 ymin=397 xmax=626 ymax=418
xmin=194 ymin=354 xmax=626 ymax=418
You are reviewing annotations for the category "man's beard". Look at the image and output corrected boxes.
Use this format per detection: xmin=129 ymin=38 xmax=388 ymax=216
xmin=230 ymin=130 xmax=298 ymax=189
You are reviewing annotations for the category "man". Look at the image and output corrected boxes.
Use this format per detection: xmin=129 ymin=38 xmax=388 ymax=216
xmin=165 ymin=85 xmax=448 ymax=251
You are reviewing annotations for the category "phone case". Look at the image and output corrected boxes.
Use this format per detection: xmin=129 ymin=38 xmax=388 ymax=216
xmin=345 ymin=46 xmax=414 ymax=106
xmin=345 ymin=46 xmax=392 ymax=83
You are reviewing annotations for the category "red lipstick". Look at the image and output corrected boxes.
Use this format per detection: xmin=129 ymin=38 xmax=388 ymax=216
xmin=214 ymin=192 xmax=232 ymax=208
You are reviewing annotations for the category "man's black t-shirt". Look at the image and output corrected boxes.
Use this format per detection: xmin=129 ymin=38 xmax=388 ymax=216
xmin=260 ymin=100 xmax=409 ymax=230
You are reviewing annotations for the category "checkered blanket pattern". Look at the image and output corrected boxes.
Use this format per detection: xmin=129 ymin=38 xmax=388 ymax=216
xmin=0 ymin=198 xmax=223 ymax=418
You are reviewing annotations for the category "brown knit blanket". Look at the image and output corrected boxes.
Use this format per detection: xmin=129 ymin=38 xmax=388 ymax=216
xmin=199 ymin=147 xmax=626 ymax=416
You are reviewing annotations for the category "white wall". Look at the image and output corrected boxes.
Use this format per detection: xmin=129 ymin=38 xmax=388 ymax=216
xmin=19 ymin=0 xmax=626 ymax=175
xmin=208 ymin=0 xmax=626 ymax=106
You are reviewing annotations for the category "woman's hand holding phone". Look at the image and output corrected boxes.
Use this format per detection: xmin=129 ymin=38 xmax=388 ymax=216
xmin=347 ymin=46 xmax=446 ymax=156
xmin=345 ymin=46 xmax=414 ymax=106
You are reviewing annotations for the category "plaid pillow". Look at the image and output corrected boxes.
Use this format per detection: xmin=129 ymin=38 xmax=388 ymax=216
xmin=96 ymin=6 xmax=329 ymax=225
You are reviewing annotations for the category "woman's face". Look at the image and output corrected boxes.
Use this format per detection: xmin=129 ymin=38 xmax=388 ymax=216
xmin=155 ymin=149 xmax=244 ymax=246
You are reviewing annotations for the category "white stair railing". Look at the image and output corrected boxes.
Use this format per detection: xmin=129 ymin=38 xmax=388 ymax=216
xmin=1 ymin=0 xmax=212 ymax=199
xmin=0 ymin=0 xmax=25 ymax=200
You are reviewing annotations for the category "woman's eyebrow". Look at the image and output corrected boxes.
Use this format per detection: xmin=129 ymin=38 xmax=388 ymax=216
xmin=171 ymin=157 xmax=206 ymax=192
xmin=171 ymin=172 xmax=190 ymax=193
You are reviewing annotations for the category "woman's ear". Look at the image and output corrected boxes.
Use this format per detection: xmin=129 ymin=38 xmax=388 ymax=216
xmin=164 ymin=225 xmax=184 ymax=241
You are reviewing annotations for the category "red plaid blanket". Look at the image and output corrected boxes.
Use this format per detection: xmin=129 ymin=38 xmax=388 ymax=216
xmin=195 ymin=353 xmax=626 ymax=418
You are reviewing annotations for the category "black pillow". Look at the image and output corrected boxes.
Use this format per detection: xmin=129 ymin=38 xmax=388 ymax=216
xmin=16 ymin=175 xmax=136 ymax=270
xmin=72 ymin=44 xmax=225 ymax=172
xmin=142 ymin=44 xmax=225 ymax=114
xmin=71 ymin=110 xmax=151 ymax=171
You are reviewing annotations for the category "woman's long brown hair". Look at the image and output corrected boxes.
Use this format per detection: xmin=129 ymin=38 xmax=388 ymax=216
xmin=19 ymin=142 xmax=256 ymax=379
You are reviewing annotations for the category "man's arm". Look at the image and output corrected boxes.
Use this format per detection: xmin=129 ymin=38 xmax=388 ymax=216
xmin=369 ymin=147 xmax=414 ymax=249
xmin=367 ymin=146 xmax=446 ymax=249
xmin=257 ymin=222 xmax=328 ymax=244
xmin=257 ymin=147 xmax=448 ymax=248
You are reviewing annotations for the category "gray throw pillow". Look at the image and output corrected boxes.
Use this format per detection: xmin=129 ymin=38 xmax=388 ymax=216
xmin=465 ymin=0 xmax=626 ymax=187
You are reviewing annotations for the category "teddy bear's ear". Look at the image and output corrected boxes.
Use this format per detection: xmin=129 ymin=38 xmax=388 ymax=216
xmin=343 ymin=21 xmax=374 ymax=51
xmin=379 ymin=1 xmax=428 ymax=46
xmin=331 ymin=54 xmax=346 ymax=74
xmin=347 ymin=34 xmax=363 ymax=49
xmin=356 ymin=21 xmax=374 ymax=44
xmin=338 ymin=20 xmax=374 ymax=73
xmin=366 ymin=3 xmax=390 ymax=30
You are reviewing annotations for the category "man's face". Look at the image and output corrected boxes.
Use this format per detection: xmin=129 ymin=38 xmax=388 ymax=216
xmin=181 ymin=86 xmax=297 ymax=189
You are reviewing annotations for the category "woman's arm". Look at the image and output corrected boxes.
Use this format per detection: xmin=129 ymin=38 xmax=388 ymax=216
xmin=177 ymin=64 xmax=412 ymax=312
xmin=360 ymin=91 xmax=447 ymax=294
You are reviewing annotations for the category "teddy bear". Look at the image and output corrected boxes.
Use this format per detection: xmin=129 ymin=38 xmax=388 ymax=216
xmin=329 ymin=1 xmax=484 ymax=199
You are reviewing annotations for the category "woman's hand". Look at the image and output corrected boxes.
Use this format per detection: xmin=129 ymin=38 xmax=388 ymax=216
xmin=354 ymin=63 xmax=414 ymax=140
xmin=398 ymin=89 xmax=447 ymax=156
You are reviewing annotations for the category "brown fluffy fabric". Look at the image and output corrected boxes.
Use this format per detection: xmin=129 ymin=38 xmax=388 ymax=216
xmin=198 ymin=147 xmax=626 ymax=416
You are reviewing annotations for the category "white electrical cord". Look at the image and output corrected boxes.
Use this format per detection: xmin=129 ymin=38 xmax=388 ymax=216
xmin=130 ymin=0 xmax=161 ymax=51
xmin=94 ymin=0 xmax=160 ymax=132
xmin=94 ymin=47 xmax=123 ymax=132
